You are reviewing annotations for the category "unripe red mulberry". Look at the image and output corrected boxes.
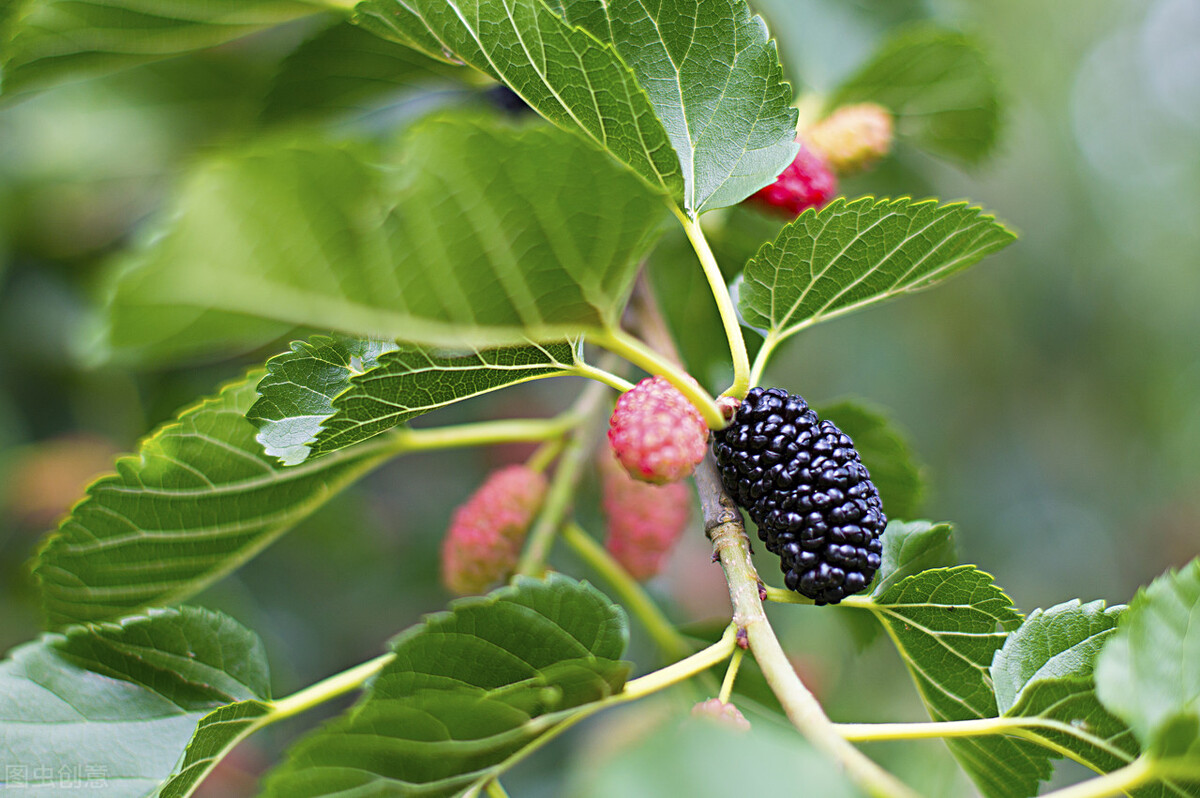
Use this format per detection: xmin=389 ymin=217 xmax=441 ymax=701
xmin=747 ymin=143 xmax=838 ymax=218
xmin=805 ymin=103 xmax=894 ymax=175
xmin=441 ymin=465 xmax=547 ymax=595
xmin=690 ymin=698 xmax=751 ymax=732
xmin=608 ymin=376 xmax=708 ymax=484
xmin=599 ymin=450 xmax=690 ymax=581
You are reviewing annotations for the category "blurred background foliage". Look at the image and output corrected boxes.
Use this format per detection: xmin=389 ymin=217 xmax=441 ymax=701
xmin=0 ymin=0 xmax=1196 ymax=795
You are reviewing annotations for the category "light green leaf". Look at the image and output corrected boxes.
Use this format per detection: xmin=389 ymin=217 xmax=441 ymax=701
xmin=740 ymin=197 xmax=1015 ymax=354
xmin=354 ymin=0 xmax=683 ymax=201
xmin=101 ymin=115 xmax=669 ymax=364
xmin=830 ymin=25 xmax=1002 ymax=165
xmin=260 ymin=574 xmax=630 ymax=797
xmin=555 ymin=0 xmax=798 ymax=212
xmin=818 ymin=399 xmax=925 ymax=520
xmin=1097 ymin=559 xmax=1200 ymax=760
xmin=870 ymin=566 xmax=1051 ymax=798
xmin=0 ymin=607 xmax=270 ymax=796
xmin=248 ymin=336 xmax=580 ymax=465
xmin=33 ymin=371 xmax=398 ymax=628
xmin=262 ymin=20 xmax=466 ymax=125
xmin=0 ymin=0 xmax=321 ymax=98
xmin=872 ymin=520 xmax=955 ymax=598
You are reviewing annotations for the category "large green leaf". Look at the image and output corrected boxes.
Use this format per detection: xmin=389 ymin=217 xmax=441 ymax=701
xmin=818 ymin=399 xmax=924 ymax=520
xmin=248 ymin=336 xmax=581 ymax=465
xmin=0 ymin=607 xmax=271 ymax=796
xmin=33 ymin=371 xmax=398 ymax=628
xmin=101 ymin=115 xmax=669 ymax=364
xmin=0 ymin=0 xmax=320 ymax=98
xmin=262 ymin=20 xmax=467 ymax=125
xmin=260 ymin=574 xmax=630 ymax=797
xmin=739 ymin=197 xmax=1015 ymax=353
xmin=830 ymin=26 xmax=1001 ymax=165
xmin=555 ymin=0 xmax=798 ymax=213
xmin=354 ymin=0 xmax=683 ymax=202
xmin=1097 ymin=560 xmax=1200 ymax=761
xmin=869 ymin=566 xmax=1051 ymax=798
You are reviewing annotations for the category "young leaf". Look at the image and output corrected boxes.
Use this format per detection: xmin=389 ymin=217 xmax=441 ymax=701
xmin=556 ymin=0 xmax=799 ymax=212
xmin=0 ymin=607 xmax=271 ymax=796
xmin=260 ymin=574 xmax=630 ymax=797
xmin=0 ymin=0 xmax=320 ymax=98
xmin=869 ymin=566 xmax=1052 ymax=798
xmin=1096 ymin=559 xmax=1200 ymax=760
xmin=33 ymin=371 xmax=398 ymax=628
xmin=101 ymin=115 xmax=669 ymax=364
xmin=818 ymin=399 xmax=925 ymax=519
xmin=262 ymin=20 xmax=467 ymax=125
xmin=830 ymin=25 xmax=1001 ymax=165
xmin=740 ymin=197 xmax=1015 ymax=359
xmin=354 ymin=0 xmax=684 ymax=202
xmin=871 ymin=520 xmax=955 ymax=597
xmin=249 ymin=336 xmax=580 ymax=465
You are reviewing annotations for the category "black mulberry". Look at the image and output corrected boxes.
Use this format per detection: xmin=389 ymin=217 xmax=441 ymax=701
xmin=712 ymin=387 xmax=886 ymax=604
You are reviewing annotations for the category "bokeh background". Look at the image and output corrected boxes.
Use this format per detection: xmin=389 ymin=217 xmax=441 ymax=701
xmin=0 ymin=0 xmax=1196 ymax=795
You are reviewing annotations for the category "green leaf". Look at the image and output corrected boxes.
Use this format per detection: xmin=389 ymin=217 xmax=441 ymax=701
xmin=262 ymin=20 xmax=466 ymax=125
xmin=830 ymin=25 xmax=1002 ymax=165
xmin=101 ymin=115 xmax=669 ymax=364
xmin=872 ymin=520 xmax=955 ymax=597
xmin=260 ymin=574 xmax=630 ymax=797
xmin=1097 ymin=559 xmax=1200 ymax=760
xmin=817 ymin=399 xmax=925 ymax=519
xmin=0 ymin=0 xmax=320 ymax=98
xmin=870 ymin=566 xmax=1051 ymax=798
xmin=555 ymin=0 xmax=799 ymax=212
xmin=0 ymin=607 xmax=270 ymax=796
xmin=354 ymin=0 xmax=684 ymax=202
xmin=739 ymin=197 xmax=1015 ymax=354
xmin=248 ymin=336 xmax=581 ymax=465
xmin=33 ymin=370 xmax=398 ymax=628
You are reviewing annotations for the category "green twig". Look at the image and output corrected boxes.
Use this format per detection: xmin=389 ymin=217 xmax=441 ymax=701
xmin=396 ymin=416 xmax=576 ymax=453
xmin=595 ymin=328 xmax=724 ymax=429
xmin=270 ymin=653 xmax=394 ymax=722
xmin=748 ymin=331 xmax=782 ymax=389
xmin=718 ymin=646 xmax=745 ymax=704
xmin=484 ymin=780 xmax=511 ymax=798
xmin=572 ymin=362 xmax=636 ymax=393
xmin=1036 ymin=756 xmax=1156 ymax=798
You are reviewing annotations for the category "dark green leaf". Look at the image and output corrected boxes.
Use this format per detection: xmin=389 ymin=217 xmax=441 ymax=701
xmin=1097 ymin=559 xmax=1200 ymax=760
xmin=872 ymin=520 xmax=955 ymax=597
xmin=870 ymin=566 xmax=1051 ymax=798
xmin=818 ymin=399 xmax=925 ymax=519
xmin=33 ymin=371 xmax=397 ymax=628
xmin=557 ymin=0 xmax=798 ymax=212
xmin=739 ymin=197 xmax=1015 ymax=355
xmin=101 ymin=115 xmax=669 ymax=364
xmin=354 ymin=0 xmax=683 ymax=201
xmin=0 ymin=0 xmax=320 ymax=98
xmin=260 ymin=574 xmax=630 ymax=797
xmin=248 ymin=336 xmax=580 ymax=465
xmin=830 ymin=25 xmax=1001 ymax=165
xmin=0 ymin=607 xmax=270 ymax=795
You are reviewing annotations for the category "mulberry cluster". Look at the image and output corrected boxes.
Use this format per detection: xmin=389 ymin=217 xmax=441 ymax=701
xmin=746 ymin=143 xmax=838 ymax=218
xmin=608 ymin=375 xmax=708 ymax=485
xmin=598 ymin=450 xmax=690 ymax=581
xmin=712 ymin=388 xmax=885 ymax=604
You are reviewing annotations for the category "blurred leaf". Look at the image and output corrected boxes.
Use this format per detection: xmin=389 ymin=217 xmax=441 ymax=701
xmin=870 ymin=566 xmax=1052 ymax=797
xmin=872 ymin=520 xmax=955 ymax=597
xmin=739 ymin=197 xmax=1015 ymax=359
xmin=159 ymin=700 xmax=273 ymax=798
xmin=354 ymin=0 xmax=683 ymax=202
xmin=248 ymin=336 xmax=580 ymax=465
xmin=0 ymin=607 xmax=270 ymax=795
xmin=830 ymin=25 xmax=1001 ymax=165
xmin=0 ymin=0 xmax=320 ymax=98
xmin=556 ymin=0 xmax=799 ymax=212
xmin=102 ymin=115 xmax=669 ymax=364
xmin=1096 ymin=559 xmax=1200 ymax=760
xmin=262 ymin=20 xmax=466 ymax=125
xmin=260 ymin=574 xmax=631 ymax=797
xmin=818 ymin=399 xmax=925 ymax=519
xmin=33 ymin=371 xmax=398 ymax=628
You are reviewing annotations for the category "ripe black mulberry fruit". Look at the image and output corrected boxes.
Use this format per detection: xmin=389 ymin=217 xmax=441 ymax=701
xmin=712 ymin=387 xmax=886 ymax=604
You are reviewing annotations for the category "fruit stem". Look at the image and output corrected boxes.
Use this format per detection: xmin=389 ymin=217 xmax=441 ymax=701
xmin=596 ymin=327 xmax=725 ymax=429
xmin=717 ymin=646 xmax=745 ymax=704
xmin=396 ymin=416 xmax=575 ymax=453
xmin=673 ymin=207 xmax=752 ymax=400
xmin=762 ymin=585 xmax=816 ymax=605
xmin=1036 ymin=756 xmax=1156 ymax=798
xmin=561 ymin=522 xmax=692 ymax=662
xmin=693 ymin=453 xmax=919 ymax=798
